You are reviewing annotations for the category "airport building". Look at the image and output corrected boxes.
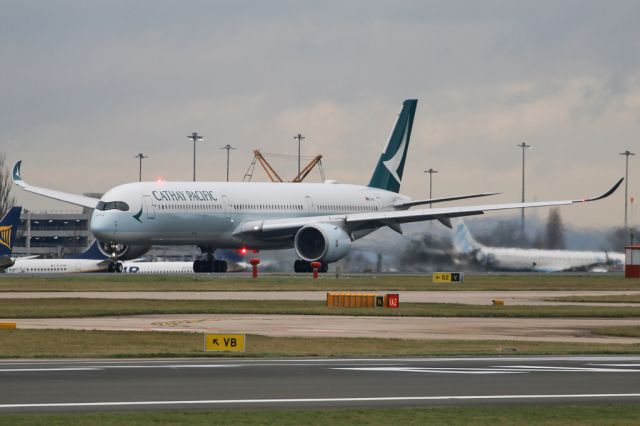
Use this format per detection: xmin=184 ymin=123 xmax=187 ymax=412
xmin=14 ymin=209 xmax=91 ymax=257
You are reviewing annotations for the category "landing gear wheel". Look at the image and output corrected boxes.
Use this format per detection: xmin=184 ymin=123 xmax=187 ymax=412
xmin=107 ymin=263 xmax=116 ymax=273
xmin=115 ymin=262 xmax=123 ymax=273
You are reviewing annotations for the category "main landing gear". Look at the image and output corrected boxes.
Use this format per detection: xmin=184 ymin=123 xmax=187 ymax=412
xmin=193 ymin=246 xmax=228 ymax=273
xmin=107 ymin=262 xmax=123 ymax=273
xmin=293 ymin=260 xmax=328 ymax=273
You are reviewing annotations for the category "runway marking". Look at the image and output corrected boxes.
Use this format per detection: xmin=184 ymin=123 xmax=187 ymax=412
xmin=0 ymin=365 xmax=241 ymax=373
xmin=334 ymin=367 xmax=526 ymax=375
xmin=335 ymin=365 xmax=640 ymax=375
xmin=2 ymin=393 xmax=640 ymax=409
xmin=0 ymin=368 xmax=99 ymax=373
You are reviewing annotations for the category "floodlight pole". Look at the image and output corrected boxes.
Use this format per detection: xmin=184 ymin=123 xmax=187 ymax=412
xmin=424 ymin=168 xmax=438 ymax=207
xmin=620 ymin=150 xmax=635 ymax=232
xmin=187 ymin=132 xmax=204 ymax=181
xmin=293 ymin=133 xmax=306 ymax=177
xmin=134 ymin=153 xmax=147 ymax=182
xmin=517 ymin=142 xmax=531 ymax=237
xmin=220 ymin=144 xmax=236 ymax=182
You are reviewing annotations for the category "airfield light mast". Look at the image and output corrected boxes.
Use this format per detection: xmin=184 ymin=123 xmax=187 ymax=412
xmin=620 ymin=150 xmax=635 ymax=234
xmin=424 ymin=168 xmax=438 ymax=207
xmin=220 ymin=144 xmax=236 ymax=182
xmin=517 ymin=142 xmax=531 ymax=238
xmin=293 ymin=133 xmax=306 ymax=178
xmin=134 ymin=153 xmax=147 ymax=182
xmin=187 ymin=132 xmax=204 ymax=181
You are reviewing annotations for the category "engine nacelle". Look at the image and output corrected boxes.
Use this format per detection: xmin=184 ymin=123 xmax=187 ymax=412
xmin=294 ymin=223 xmax=351 ymax=263
xmin=98 ymin=241 xmax=151 ymax=260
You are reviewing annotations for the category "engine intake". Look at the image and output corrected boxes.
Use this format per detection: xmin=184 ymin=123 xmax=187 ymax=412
xmin=294 ymin=223 xmax=351 ymax=263
xmin=98 ymin=241 xmax=150 ymax=260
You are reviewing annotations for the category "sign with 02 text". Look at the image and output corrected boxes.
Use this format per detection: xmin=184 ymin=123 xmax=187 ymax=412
xmin=204 ymin=333 xmax=246 ymax=352
xmin=432 ymin=272 xmax=463 ymax=283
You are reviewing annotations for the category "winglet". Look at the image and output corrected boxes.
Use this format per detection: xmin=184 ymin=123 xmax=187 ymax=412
xmin=581 ymin=177 xmax=624 ymax=202
xmin=12 ymin=161 xmax=22 ymax=183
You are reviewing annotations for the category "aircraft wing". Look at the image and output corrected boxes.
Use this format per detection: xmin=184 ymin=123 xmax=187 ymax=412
xmin=12 ymin=161 xmax=100 ymax=209
xmin=234 ymin=178 xmax=623 ymax=238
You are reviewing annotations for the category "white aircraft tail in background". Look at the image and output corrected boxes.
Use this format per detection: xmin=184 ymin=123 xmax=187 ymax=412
xmin=452 ymin=219 xmax=624 ymax=272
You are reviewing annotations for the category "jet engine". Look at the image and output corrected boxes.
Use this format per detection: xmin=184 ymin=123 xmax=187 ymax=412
xmin=98 ymin=241 xmax=150 ymax=260
xmin=294 ymin=223 xmax=351 ymax=263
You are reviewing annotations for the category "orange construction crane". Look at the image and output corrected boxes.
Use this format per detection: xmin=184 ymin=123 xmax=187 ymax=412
xmin=243 ymin=150 xmax=324 ymax=183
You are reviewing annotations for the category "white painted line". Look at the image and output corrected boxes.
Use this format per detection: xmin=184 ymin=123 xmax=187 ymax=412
xmin=0 ymin=368 xmax=99 ymax=373
xmin=507 ymin=365 xmax=640 ymax=373
xmin=334 ymin=367 xmax=526 ymax=375
xmin=2 ymin=393 xmax=640 ymax=409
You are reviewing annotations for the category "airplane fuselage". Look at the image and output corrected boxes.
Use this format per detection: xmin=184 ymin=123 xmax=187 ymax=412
xmin=90 ymin=181 xmax=409 ymax=249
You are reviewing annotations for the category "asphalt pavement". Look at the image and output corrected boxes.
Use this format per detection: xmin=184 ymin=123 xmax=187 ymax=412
xmin=1 ymin=356 xmax=640 ymax=412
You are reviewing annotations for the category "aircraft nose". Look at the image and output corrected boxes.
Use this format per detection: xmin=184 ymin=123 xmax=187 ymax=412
xmin=90 ymin=213 xmax=116 ymax=240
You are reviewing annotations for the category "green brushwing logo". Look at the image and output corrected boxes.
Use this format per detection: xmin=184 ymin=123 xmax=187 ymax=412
xmin=133 ymin=207 xmax=143 ymax=223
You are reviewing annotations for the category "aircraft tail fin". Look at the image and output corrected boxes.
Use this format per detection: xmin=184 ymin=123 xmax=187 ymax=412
xmin=0 ymin=206 xmax=22 ymax=257
xmin=66 ymin=240 xmax=109 ymax=260
xmin=452 ymin=219 xmax=482 ymax=254
xmin=368 ymin=99 xmax=418 ymax=193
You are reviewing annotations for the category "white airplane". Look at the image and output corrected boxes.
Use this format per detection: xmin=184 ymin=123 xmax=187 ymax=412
xmin=11 ymin=99 xmax=623 ymax=273
xmin=4 ymin=240 xmax=112 ymax=274
xmin=452 ymin=219 xmax=625 ymax=272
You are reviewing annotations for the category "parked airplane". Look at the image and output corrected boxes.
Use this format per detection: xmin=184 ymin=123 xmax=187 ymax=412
xmin=4 ymin=239 xmax=113 ymax=273
xmin=12 ymin=99 xmax=623 ymax=273
xmin=452 ymin=219 xmax=625 ymax=272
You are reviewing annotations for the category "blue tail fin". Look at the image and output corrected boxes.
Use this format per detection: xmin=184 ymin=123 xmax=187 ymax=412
xmin=0 ymin=207 xmax=22 ymax=257
xmin=66 ymin=240 xmax=109 ymax=260
xmin=367 ymin=99 xmax=418 ymax=193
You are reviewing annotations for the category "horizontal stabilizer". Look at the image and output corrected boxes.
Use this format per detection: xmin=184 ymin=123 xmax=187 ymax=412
xmin=394 ymin=192 xmax=500 ymax=209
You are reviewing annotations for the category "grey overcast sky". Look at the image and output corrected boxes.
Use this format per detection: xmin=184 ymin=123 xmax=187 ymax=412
xmin=1 ymin=0 xmax=639 ymax=228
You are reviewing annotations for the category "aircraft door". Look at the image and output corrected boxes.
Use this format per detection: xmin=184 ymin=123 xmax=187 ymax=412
xmin=143 ymin=195 xmax=155 ymax=219
xmin=304 ymin=196 xmax=315 ymax=216
xmin=222 ymin=195 xmax=231 ymax=220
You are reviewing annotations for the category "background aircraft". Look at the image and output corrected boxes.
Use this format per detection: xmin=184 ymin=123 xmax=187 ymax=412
xmin=12 ymin=100 xmax=623 ymax=273
xmin=452 ymin=219 xmax=625 ymax=272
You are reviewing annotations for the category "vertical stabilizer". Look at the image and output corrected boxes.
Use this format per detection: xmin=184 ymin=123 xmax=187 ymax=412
xmin=0 ymin=207 xmax=22 ymax=257
xmin=66 ymin=240 xmax=109 ymax=260
xmin=452 ymin=219 xmax=482 ymax=255
xmin=368 ymin=99 xmax=418 ymax=193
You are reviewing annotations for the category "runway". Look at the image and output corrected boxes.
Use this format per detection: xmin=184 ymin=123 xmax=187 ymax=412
xmin=1 ymin=356 xmax=640 ymax=412
xmin=1 ymin=290 xmax=639 ymax=305
xmin=6 ymin=314 xmax=640 ymax=343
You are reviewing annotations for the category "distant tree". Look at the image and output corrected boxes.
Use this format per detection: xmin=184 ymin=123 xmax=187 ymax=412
xmin=608 ymin=226 xmax=640 ymax=249
xmin=0 ymin=152 xmax=16 ymax=216
xmin=475 ymin=219 xmax=529 ymax=248
xmin=545 ymin=208 xmax=566 ymax=249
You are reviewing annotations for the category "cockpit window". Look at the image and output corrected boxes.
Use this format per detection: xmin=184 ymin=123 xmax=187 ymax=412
xmin=96 ymin=201 xmax=129 ymax=211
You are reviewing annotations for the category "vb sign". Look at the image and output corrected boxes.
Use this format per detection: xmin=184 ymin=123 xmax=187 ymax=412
xmin=204 ymin=333 xmax=246 ymax=352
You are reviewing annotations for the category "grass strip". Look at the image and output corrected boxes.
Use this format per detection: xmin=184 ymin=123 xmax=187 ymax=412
xmin=1 ymin=329 xmax=640 ymax=358
xmin=2 ymin=404 xmax=640 ymax=425
xmin=2 ymin=298 xmax=640 ymax=318
xmin=0 ymin=273 xmax=639 ymax=292
xmin=548 ymin=294 xmax=640 ymax=303
xmin=592 ymin=326 xmax=640 ymax=338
